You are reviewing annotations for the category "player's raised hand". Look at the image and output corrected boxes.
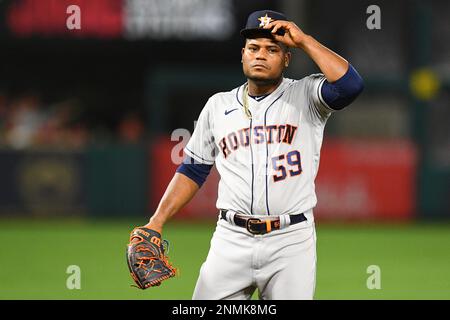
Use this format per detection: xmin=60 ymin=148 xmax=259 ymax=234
xmin=263 ymin=20 xmax=308 ymax=48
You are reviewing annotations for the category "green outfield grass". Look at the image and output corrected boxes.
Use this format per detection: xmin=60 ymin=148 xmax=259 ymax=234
xmin=0 ymin=218 xmax=449 ymax=300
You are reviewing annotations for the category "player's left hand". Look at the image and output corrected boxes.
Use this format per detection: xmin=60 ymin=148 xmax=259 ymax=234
xmin=263 ymin=20 xmax=308 ymax=48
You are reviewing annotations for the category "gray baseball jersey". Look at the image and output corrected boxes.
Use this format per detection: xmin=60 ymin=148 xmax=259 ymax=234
xmin=184 ymin=74 xmax=332 ymax=218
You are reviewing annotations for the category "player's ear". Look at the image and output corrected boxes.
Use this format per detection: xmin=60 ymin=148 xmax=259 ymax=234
xmin=284 ymin=51 xmax=291 ymax=68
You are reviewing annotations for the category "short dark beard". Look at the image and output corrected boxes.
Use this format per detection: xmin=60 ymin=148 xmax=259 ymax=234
xmin=246 ymin=75 xmax=282 ymax=87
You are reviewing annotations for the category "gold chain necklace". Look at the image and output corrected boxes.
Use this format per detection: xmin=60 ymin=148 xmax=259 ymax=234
xmin=243 ymin=84 xmax=252 ymax=120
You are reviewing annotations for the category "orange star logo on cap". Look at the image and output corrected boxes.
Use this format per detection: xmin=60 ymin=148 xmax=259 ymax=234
xmin=258 ymin=14 xmax=273 ymax=27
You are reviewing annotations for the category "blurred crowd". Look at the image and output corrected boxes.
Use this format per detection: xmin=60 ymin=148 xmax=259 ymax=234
xmin=0 ymin=91 xmax=146 ymax=149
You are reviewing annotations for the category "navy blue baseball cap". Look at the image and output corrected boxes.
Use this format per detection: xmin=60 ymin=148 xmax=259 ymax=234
xmin=240 ymin=10 xmax=287 ymax=38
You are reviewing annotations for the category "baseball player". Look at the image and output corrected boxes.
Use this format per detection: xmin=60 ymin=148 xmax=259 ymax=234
xmin=127 ymin=10 xmax=364 ymax=299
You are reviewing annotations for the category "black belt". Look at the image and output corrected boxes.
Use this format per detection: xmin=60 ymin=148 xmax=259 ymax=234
xmin=220 ymin=209 xmax=307 ymax=235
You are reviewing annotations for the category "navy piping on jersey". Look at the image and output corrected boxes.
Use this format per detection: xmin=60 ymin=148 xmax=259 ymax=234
xmin=263 ymin=91 xmax=285 ymax=216
xmin=249 ymin=117 xmax=254 ymax=215
xmin=185 ymin=146 xmax=214 ymax=165
xmin=317 ymin=78 xmax=332 ymax=111
xmin=236 ymin=84 xmax=254 ymax=214
xmin=249 ymin=94 xmax=270 ymax=102
xmin=235 ymin=85 xmax=244 ymax=107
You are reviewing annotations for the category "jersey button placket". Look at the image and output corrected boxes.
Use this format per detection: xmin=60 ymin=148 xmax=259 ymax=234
xmin=251 ymin=113 xmax=264 ymax=214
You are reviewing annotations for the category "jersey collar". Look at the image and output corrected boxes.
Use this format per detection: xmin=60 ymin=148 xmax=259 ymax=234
xmin=236 ymin=78 xmax=289 ymax=107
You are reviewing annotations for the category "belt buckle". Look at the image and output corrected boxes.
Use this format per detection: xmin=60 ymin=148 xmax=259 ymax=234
xmin=246 ymin=218 xmax=265 ymax=235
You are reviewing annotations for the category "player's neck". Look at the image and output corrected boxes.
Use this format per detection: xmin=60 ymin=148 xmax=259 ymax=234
xmin=247 ymin=77 xmax=283 ymax=96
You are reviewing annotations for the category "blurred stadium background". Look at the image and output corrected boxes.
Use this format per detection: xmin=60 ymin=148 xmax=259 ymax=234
xmin=0 ymin=0 xmax=449 ymax=299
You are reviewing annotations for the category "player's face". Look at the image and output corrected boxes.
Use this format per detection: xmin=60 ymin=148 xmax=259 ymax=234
xmin=241 ymin=38 xmax=290 ymax=85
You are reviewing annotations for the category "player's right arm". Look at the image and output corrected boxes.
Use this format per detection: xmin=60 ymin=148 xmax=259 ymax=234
xmin=142 ymin=97 xmax=218 ymax=233
xmin=144 ymin=172 xmax=200 ymax=233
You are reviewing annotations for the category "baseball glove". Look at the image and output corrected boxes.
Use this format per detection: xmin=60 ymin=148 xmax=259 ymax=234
xmin=126 ymin=227 xmax=176 ymax=289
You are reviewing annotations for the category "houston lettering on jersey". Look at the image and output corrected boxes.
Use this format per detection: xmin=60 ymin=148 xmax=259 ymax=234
xmin=219 ymin=124 xmax=298 ymax=158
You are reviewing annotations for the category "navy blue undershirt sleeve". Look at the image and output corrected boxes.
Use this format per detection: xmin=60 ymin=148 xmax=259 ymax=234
xmin=176 ymin=156 xmax=213 ymax=188
xmin=321 ymin=64 xmax=364 ymax=110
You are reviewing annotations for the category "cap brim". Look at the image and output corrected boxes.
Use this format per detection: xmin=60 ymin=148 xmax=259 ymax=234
xmin=240 ymin=28 xmax=285 ymax=39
